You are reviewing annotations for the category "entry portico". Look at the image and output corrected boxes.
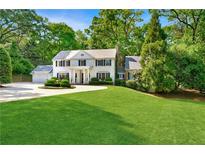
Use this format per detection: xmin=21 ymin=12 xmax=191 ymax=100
xmin=69 ymin=66 xmax=91 ymax=84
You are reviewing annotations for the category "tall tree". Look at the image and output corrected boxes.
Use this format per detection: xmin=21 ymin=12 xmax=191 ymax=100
xmin=75 ymin=30 xmax=89 ymax=49
xmin=163 ymin=9 xmax=205 ymax=42
xmin=86 ymin=9 xmax=144 ymax=56
xmin=140 ymin=11 xmax=175 ymax=93
xmin=0 ymin=47 xmax=12 ymax=84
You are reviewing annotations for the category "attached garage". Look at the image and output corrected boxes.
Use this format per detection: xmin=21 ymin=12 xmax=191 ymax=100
xmin=31 ymin=65 xmax=53 ymax=83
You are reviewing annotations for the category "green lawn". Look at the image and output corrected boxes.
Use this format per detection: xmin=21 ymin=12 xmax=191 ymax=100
xmin=0 ymin=86 xmax=205 ymax=144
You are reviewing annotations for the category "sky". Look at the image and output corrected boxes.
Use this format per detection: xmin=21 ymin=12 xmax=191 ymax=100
xmin=36 ymin=9 xmax=169 ymax=31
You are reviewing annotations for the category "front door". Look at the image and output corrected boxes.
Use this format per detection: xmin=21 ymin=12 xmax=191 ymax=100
xmin=81 ymin=73 xmax=84 ymax=84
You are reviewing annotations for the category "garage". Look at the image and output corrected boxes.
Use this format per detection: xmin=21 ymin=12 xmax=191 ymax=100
xmin=31 ymin=65 xmax=53 ymax=83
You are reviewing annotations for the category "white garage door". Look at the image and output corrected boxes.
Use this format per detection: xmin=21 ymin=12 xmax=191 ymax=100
xmin=32 ymin=73 xmax=51 ymax=83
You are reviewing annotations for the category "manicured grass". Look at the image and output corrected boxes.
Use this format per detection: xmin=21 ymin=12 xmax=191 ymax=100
xmin=0 ymin=86 xmax=205 ymax=144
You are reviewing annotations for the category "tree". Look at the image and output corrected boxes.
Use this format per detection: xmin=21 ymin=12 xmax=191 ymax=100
xmin=7 ymin=42 xmax=34 ymax=74
xmin=0 ymin=10 xmax=47 ymax=44
xmin=163 ymin=9 xmax=205 ymax=42
xmin=0 ymin=47 xmax=12 ymax=84
xmin=86 ymin=9 xmax=144 ymax=56
xmin=169 ymin=43 xmax=205 ymax=92
xmin=75 ymin=30 xmax=89 ymax=49
xmin=140 ymin=11 xmax=175 ymax=93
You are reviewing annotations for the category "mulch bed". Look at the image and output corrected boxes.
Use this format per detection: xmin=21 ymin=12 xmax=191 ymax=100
xmin=154 ymin=89 xmax=205 ymax=102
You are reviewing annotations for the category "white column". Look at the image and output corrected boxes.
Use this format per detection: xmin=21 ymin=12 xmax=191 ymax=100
xmin=73 ymin=69 xmax=75 ymax=84
xmin=87 ymin=69 xmax=90 ymax=84
xmin=83 ymin=69 xmax=86 ymax=84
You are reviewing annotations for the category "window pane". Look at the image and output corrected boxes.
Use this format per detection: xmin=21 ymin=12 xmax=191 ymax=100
xmin=105 ymin=59 xmax=111 ymax=66
xmin=97 ymin=60 xmax=104 ymax=66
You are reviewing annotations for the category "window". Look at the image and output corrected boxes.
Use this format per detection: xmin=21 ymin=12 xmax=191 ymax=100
xmin=55 ymin=61 xmax=58 ymax=67
xmin=57 ymin=73 xmax=69 ymax=79
xmin=96 ymin=72 xmax=110 ymax=80
xmin=58 ymin=60 xmax=65 ymax=67
xmin=79 ymin=60 xmax=86 ymax=66
xmin=66 ymin=60 xmax=70 ymax=66
xmin=118 ymin=73 xmax=125 ymax=79
xmin=104 ymin=59 xmax=111 ymax=66
xmin=96 ymin=59 xmax=111 ymax=66
xmin=96 ymin=60 xmax=104 ymax=66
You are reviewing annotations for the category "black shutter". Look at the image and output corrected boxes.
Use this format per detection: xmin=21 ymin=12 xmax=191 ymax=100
xmin=109 ymin=60 xmax=111 ymax=66
xmin=78 ymin=60 xmax=80 ymax=66
xmin=97 ymin=73 xmax=98 ymax=79
xmin=96 ymin=60 xmax=97 ymax=66
xmin=57 ymin=73 xmax=59 ymax=79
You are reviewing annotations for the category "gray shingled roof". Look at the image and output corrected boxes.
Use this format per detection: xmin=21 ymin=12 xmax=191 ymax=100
xmin=125 ymin=56 xmax=142 ymax=70
xmin=52 ymin=49 xmax=117 ymax=60
xmin=31 ymin=65 xmax=53 ymax=74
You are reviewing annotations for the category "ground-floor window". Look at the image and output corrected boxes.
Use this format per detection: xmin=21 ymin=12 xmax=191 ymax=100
xmin=118 ymin=73 xmax=125 ymax=79
xmin=96 ymin=72 xmax=110 ymax=80
xmin=57 ymin=73 xmax=69 ymax=79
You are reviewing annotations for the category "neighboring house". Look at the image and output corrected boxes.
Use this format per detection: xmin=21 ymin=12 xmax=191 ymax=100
xmin=52 ymin=49 xmax=117 ymax=84
xmin=31 ymin=65 xmax=53 ymax=83
xmin=124 ymin=56 xmax=142 ymax=80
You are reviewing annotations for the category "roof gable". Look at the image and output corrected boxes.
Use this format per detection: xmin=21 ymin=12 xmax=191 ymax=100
xmin=52 ymin=48 xmax=117 ymax=60
xmin=31 ymin=65 xmax=53 ymax=74
xmin=69 ymin=50 xmax=94 ymax=59
xmin=125 ymin=56 xmax=142 ymax=70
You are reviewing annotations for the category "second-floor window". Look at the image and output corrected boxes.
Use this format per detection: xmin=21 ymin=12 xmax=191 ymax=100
xmin=78 ymin=60 xmax=86 ymax=66
xmin=58 ymin=60 xmax=65 ymax=67
xmin=66 ymin=60 xmax=70 ymax=66
xmin=96 ymin=59 xmax=111 ymax=66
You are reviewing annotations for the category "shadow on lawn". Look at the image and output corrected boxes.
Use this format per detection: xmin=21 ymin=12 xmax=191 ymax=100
xmin=0 ymin=99 xmax=144 ymax=144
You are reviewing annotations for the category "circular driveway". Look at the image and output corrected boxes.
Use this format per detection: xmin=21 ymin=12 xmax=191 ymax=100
xmin=0 ymin=82 xmax=107 ymax=103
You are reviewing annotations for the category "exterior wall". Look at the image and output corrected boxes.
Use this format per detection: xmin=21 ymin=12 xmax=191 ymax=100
xmin=52 ymin=58 xmax=116 ymax=84
xmin=32 ymin=72 xmax=52 ymax=83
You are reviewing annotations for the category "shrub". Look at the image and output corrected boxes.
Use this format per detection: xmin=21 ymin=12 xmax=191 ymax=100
xmin=115 ymin=79 xmax=126 ymax=86
xmin=60 ymin=79 xmax=71 ymax=88
xmin=0 ymin=47 xmax=12 ymax=84
xmin=51 ymin=77 xmax=58 ymax=80
xmin=89 ymin=78 xmax=113 ymax=85
xmin=126 ymin=80 xmax=137 ymax=89
xmin=105 ymin=77 xmax=112 ymax=81
xmin=91 ymin=77 xmax=99 ymax=82
xmin=45 ymin=79 xmax=60 ymax=87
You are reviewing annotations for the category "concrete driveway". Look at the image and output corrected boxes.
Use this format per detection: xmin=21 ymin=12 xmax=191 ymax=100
xmin=0 ymin=82 xmax=107 ymax=103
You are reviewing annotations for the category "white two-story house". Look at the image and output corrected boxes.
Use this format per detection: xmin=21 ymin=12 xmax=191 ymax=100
xmin=52 ymin=48 xmax=117 ymax=84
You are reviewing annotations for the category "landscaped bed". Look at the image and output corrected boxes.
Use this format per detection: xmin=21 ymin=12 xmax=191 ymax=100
xmin=0 ymin=86 xmax=205 ymax=144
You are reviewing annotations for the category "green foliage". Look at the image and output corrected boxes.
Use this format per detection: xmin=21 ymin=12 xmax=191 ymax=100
xmin=0 ymin=47 xmax=12 ymax=84
xmin=45 ymin=79 xmax=60 ymax=87
xmin=75 ymin=30 xmax=89 ymax=49
xmin=60 ymin=79 xmax=71 ymax=88
xmin=169 ymin=43 xmax=205 ymax=92
xmin=115 ymin=79 xmax=126 ymax=86
xmin=45 ymin=78 xmax=71 ymax=88
xmin=126 ymin=80 xmax=137 ymax=89
xmin=89 ymin=77 xmax=113 ymax=85
xmin=7 ymin=42 xmax=34 ymax=74
xmin=51 ymin=77 xmax=58 ymax=80
xmin=86 ymin=9 xmax=144 ymax=56
xmin=91 ymin=77 xmax=99 ymax=82
xmin=105 ymin=77 xmax=112 ymax=81
xmin=140 ymin=11 xmax=175 ymax=93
